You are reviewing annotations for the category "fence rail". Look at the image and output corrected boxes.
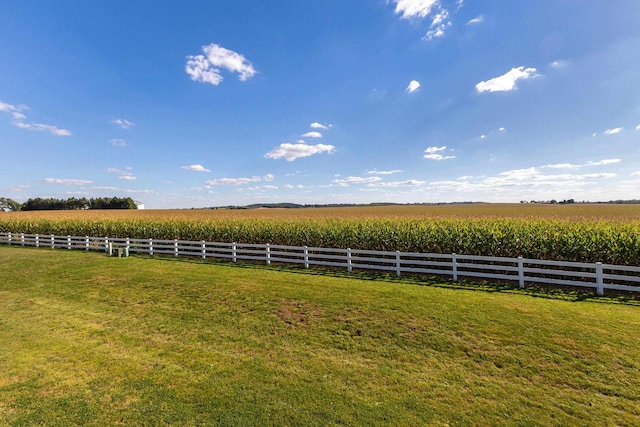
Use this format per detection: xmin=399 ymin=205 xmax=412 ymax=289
xmin=2 ymin=232 xmax=639 ymax=295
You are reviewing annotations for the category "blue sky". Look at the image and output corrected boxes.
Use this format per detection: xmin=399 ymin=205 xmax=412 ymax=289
xmin=1 ymin=0 xmax=639 ymax=208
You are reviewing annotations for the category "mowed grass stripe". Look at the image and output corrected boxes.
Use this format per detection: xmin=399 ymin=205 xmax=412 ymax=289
xmin=1 ymin=246 xmax=639 ymax=426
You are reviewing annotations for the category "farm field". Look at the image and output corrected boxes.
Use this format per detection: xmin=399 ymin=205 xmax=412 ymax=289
xmin=2 ymin=204 xmax=640 ymax=265
xmin=1 ymin=246 xmax=639 ymax=425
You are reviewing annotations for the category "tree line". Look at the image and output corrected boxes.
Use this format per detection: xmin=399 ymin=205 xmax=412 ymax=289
xmin=1 ymin=197 xmax=138 ymax=211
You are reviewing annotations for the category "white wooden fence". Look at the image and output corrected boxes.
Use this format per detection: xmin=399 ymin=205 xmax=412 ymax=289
xmin=2 ymin=232 xmax=639 ymax=296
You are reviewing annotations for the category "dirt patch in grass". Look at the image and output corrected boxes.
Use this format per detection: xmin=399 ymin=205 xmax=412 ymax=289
xmin=275 ymin=299 xmax=324 ymax=328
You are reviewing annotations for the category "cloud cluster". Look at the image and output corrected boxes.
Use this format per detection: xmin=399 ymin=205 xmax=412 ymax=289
xmin=424 ymin=146 xmax=455 ymax=160
xmin=391 ymin=0 xmax=453 ymax=40
xmin=475 ymin=67 xmax=538 ymax=93
xmin=265 ymin=142 xmax=335 ymax=162
xmin=186 ymin=43 xmax=257 ymax=86
xmin=112 ymin=118 xmax=135 ymax=129
xmin=266 ymin=122 xmax=336 ymax=161
xmin=1 ymin=100 xmax=71 ymax=136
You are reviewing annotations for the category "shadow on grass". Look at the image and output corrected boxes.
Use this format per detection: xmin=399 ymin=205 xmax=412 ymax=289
xmin=130 ymin=253 xmax=640 ymax=306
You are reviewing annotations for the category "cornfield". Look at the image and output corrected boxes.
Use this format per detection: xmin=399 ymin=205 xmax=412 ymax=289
xmin=2 ymin=205 xmax=640 ymax=265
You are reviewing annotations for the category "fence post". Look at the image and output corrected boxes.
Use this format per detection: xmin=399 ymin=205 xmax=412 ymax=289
xmin=174 ymin=239 xmax=179 ymax=257
xmin=518 ymin=257 xmax=524 ymax=289
xmin=452 ymin=253 xmax=458 ymax=281
xmin=104 ymin=237 xmax=109 ymax=253
xmin=396 ymin=251 xmax=401 ymax=277
xmin=596 ymin=262 xmax=604 ymax=296
xmin=347 ymin=248 xmax=352 ymax=272
xmin=202 ymin=241 xmax=206 ymax=259
xmin=266 ymin=243 xmax=271 ymax=265
xmin=7 ymin=233 xmax=11 ymax=246
xmin=35 ymin=234 xmax=39 ymax=248
xmin=67 ymin=235 xmax=71 ymax=250
xmin=21 ymin=233 xmax=25 ymax=246
xmin=51 ymin=234 xmax=55 ymax=249
xmin=232 ymin=242 xmax=237 ymax=262
xmin=149 ymin=238 xmax=153 ymax=256
xmin=304 ymin=246 xmax=309 ymax=268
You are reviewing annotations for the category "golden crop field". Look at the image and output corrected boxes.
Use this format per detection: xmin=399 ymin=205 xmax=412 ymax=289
xmin=2 ymin=204 xmax=640 ymax=264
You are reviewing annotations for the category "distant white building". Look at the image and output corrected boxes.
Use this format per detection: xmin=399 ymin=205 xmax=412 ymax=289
xmin=135 ymin=201 xmax=145 ymax=210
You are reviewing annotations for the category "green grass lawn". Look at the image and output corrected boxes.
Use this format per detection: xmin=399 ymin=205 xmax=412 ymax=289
xmin=1 ymin=246 xmax=639 ymax=426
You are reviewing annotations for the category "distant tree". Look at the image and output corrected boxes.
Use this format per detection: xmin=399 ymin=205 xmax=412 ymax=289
xmin=0 ymin=197 xmax=22 ymax=211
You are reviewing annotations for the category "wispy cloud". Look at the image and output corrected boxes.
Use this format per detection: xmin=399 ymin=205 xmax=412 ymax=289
xmin=310 ymin=122 xmax=329 ymax=129
xmin=265 ymin=142 xmax=335 ymax=162
xmin=92 ymin=186 xmax=157 ymax=195
xmin=467 ymin=15 xmax=484 ymax=25
xmin=475 ymin=66 xmax=538 ymax=93
xmin=107 ymin=167 xmax=136 ymax=180
xmin=367 ymin=179 xmax=426 ymax=188
xmin=332 ymin=176 xmax=383 ymax=186
xmin=604 ymin=127 xmax=623 ymax=135
xmin=109 ymin=138 xmax=128 ymax=147
xmin=586 ymin=159 xmax=621 ymax=166
xmin=424 ymin=146 xmax=455 ymax=160
xmin=186 ymin=43 xmax=257 ymax=86
xmin=44 ymin=178 xmax=93 ymax=185
xmin=112 ymin=118 xmax=135 ymax=129
xmin=182 ymin=164 xmax=211 ymax=172
xmin=301 ymin=131 xmax=323 ymax=138
xmin=205 ymin=174 xmax=274 ymax=187
xmin=367 ymin=170 xmax=403 ymax=175
xmin=1 ymin=99 xmax=71 ymax=136
xmin=406 ymin=80 xmax=421 ymax=93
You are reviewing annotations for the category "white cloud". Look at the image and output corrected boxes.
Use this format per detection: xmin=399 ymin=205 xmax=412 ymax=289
xmin=424 ymin=146 xmax=455 ymax=160
xmin=636 ymin=124 xmax=640 ymax=131
xmin=186 ymin=43 xmax=257 ymax=86
xmin=182 ymin=164 xmax=211 ymax=172
xmin=631 ymin=171 xmax=640 ymax=177
xmin=406 ymin=80 xmax=421 ymax=93
xmin=107 ymin=167 xmax=136 ymax=181
xmin=332 ymin=176 xmax=383 ymax=186
xmin=543 ymin=159 xmax=620 ymax=169
xmin=301 ymin=131 xmax=322 ymax=138
xmin=44 ymin=178 xmax=93 ymax=185
xmin=392 ymin=0 xmax=440 ymax=20
xmin=467 ymin=15 xmax=484 ymax=25
xmin=263 ymin=173 xmax=275 ymax=182
xmin=310 ymin=122 xmax=329 ymax=129
xmin=604 ymin=127 xmax=623 ymax=135
xmin=475 ymin=66 xmax=538 ymax=93
xmin=112 ymin=118 xmax=135 ymax=129
xmin=367 ymin=170 xmax=403 ymax=175
xmin=498 ymin=127 xmax=506 ymax=132
xmin=265 ymin=142 xmax=335 ymax=162
xmin=206 ymin=176 xmax=262 ymax=186
xmin=110 ymin=139 xmax=128 ymax=147
xmin=480 ymin=134 xmax=487 ymax=139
